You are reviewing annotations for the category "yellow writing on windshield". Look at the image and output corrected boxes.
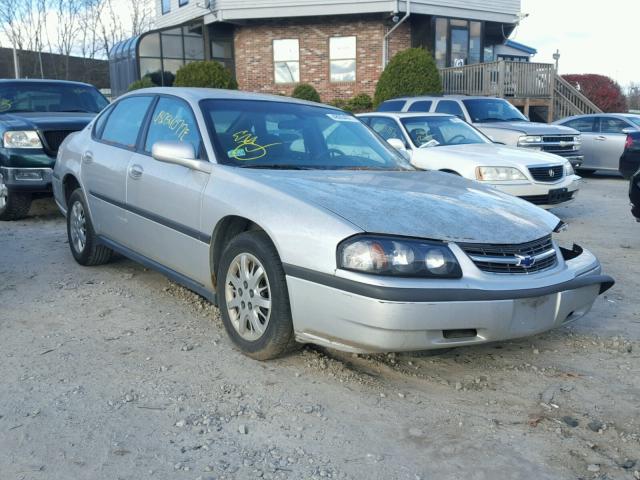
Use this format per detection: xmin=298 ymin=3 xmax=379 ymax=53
xmin=229 ymin=130 xmax=281 ymax=161
xmin=153 ymin=110 xmax=190 ymax=141
xmin=0 ymin=99 xmax=12 ymax=112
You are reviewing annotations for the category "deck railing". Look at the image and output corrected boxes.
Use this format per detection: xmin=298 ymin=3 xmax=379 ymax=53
xmin=439 ymin=60 xmax=602 ymax=120
xmin=440 ymin=61 xmax=555 ymax=98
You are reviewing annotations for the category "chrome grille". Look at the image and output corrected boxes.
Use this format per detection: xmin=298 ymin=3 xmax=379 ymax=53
xmin=541 ymin=135 xmax=579 ymax=153
xmin=458 ymin=235 xmax=558 ymax=274
xmin=528 ymin=165 xmax=564 ymax=182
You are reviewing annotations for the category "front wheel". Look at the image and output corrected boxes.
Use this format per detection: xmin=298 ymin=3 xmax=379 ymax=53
xmin=0 ymin=174 xmax=32 ymax=220
xmin=66 ymin=189 xmax=112 ymax=266
xmin=217 ymin=231 xmax=297 ymax=360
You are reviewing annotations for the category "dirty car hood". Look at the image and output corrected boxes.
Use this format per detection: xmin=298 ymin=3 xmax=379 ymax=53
xmin=241 ymin=170 xmax=560 ymax=244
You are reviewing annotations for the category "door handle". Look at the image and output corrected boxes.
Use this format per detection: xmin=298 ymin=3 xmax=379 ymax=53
xmin=128 ymin=164 xmax=144 ymax=179
xmin=82 ymin=151 xmax=94 ymax=164
xmin=595 ymin=136 xmax=607 ymax=141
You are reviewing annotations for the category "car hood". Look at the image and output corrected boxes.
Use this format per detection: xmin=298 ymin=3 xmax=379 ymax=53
xmin=475 ymin=120 xmax=579 ymax=136
xmin=239 ymin=169 xmax=560 ymax=244
xmin=414 ymin=143 xmax=567 ymax=167
xmin=0 ymin=112 xmax=95 ymax=131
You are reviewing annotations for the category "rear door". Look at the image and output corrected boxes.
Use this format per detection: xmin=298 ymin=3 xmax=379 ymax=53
xmin=561 ymin=116 xmax=598 ymax=168
xmin=125 ymin=95 xmax=211 ymax=285
xmin=81 ymin=95 xmax=154 ymax=245
xmin=594 ymin=117 xmax=629 ymax=171
xmin=434 ymin=100 xmax=466 ymax=120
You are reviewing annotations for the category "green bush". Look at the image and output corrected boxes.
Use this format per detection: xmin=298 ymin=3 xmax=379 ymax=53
xmin=291 ymin=83 xmax=321 ymax=103
xmin=373 ymin=48 xmax=442 ymax=106
xmin=127 ymin=76 xmax=156 ymax=91
xmin=328 ymin=94 xmax=373 ymax=113
xmin=174 ymin=61 xmax=238 ymax=89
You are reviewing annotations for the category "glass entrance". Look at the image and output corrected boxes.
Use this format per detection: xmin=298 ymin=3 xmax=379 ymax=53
xmin=450 ymin=21 xmax=469 ymax=67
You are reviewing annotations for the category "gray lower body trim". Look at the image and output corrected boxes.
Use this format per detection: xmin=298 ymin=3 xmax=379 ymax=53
xmin=98 ymin=235 xmax=217 ymax=305
xmin=90 ymin=191 xmax=212 ymax=244
xmin=283 ymin=264 xmax=614 ymax=302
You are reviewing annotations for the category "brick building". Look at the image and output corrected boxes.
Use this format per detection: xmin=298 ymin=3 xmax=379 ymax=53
xmin=109 ymin=0 xmax=522 ymax=99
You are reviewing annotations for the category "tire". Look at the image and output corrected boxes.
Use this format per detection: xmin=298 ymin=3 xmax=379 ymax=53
xmin=66 ymin=188 xmax=112 ymax=266
xmin=216 ymin=230 xmax=297 ymax=360
xmin=0 ymin=174 xmax=32 ymax=220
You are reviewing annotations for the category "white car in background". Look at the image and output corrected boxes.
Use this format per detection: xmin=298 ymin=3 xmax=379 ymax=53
xmin=358 ymin=112 xmax=581 ymax=209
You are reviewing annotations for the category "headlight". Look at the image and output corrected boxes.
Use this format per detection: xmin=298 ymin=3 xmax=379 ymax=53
xmin=518 ymin=135 xmax=543 ymax=147
xmin=3 ymin=130 xmax=43 ymax=149
xmin=476 ymin=166 xmax=527 ymax=181
xmin=337 ymin=235 xmax=462 ymax=278
xmin=564 ymin=161 xmax=574 ymax=176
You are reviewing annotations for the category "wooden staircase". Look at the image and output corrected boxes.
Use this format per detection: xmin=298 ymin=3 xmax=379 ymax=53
xmin=439 ymin=61 xmax=602 ymax=122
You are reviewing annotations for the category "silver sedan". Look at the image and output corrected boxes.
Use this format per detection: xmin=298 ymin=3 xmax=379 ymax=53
xmin=555 ymin=113 xmax=640 ymax=174
xmin=53 ymin=88 xmax=613 ymax=360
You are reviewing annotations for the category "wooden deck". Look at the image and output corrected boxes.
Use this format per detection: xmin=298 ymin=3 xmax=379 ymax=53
xmin=439 ymin=61 xmax=602 ymax=122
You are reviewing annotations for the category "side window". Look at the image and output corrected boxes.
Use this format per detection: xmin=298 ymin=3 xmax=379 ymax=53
xmin=435 ymin=100 xmax=465 ymax=119
xmin=93 ymin=104 xmax=114 ymax=138
xmin=145 ymin=97 xmax=202 ymax=155
xmin=407 ymin=100 xmax=433 ymax=112
xmin=358 ymin=116 xmax=372 ymax=126
xmin=563 ymin=117 xmax=595 ymax=133
xmin=100 ymin=96 xmax=153 ymax=148
xmin=599 ymin=117 xmax=630 ymax=134
xmin=368 ymin=117 xmax=405 ymax=144
xmin=377 ymin=100 xmax=406 ymax=112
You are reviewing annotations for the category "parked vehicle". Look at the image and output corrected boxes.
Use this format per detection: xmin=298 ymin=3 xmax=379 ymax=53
xmin=377 ymin=95 xmax=584 ymax=167
xmin=0 ymin=79 xmax=108 ymax=220
xmin=358 ymin=112 xmax=580 ymax=209
xmin=554 ymin=114 xmax=640 ymax=177
xmin=631 ymin=168 xmax=640 ymax=222
xmin=53 ymin=88 xmax=613 ymax=360
xmin=620 ymin=131 xmax=640 ymax=179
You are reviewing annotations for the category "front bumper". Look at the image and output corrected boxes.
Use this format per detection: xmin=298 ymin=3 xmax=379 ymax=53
xmin=493 ymin=176 xmax=581 ymax=209
xmin=286 ymin=246 xmax=613 ymax=353
xmin=0 ymin=166 xmax=53 ymax=193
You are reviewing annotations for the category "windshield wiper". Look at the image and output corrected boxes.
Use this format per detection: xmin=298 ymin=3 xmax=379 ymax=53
xmin=238 ymin=164 xmax=314 ymax=170
xmin=56 ymin=109 xmax=95 ymax=113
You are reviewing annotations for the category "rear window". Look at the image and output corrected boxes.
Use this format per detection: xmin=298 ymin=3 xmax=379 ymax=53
xmin=377 ymin=100 xmax=406 ymax=112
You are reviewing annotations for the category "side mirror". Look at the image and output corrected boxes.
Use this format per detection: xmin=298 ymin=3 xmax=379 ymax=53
xmin=152 ymin=141 xmax=212 ymax=174
xmin=387 ymin=137 xmax=407 ymax=151
xmin=386 ymin=138 xmax=411 ymax=161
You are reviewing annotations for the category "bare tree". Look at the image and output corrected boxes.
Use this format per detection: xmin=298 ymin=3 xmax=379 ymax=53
xmin=54 ymin=0 xmax=83 ymax=78
xmin=628 ymin=83 xmax=640 ymax=111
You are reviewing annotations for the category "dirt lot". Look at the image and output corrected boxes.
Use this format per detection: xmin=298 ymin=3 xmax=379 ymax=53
xmin=1 ymin=175 xmax=638 ymax=480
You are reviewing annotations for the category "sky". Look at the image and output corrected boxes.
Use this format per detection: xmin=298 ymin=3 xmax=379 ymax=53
xmin=514 ymin=0 xmax=637 ymax=88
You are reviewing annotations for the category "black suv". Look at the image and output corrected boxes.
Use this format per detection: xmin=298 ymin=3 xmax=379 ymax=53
xmin=631 ymin=168 xmax=640 ymax=222
xmin=0 ymin=80 xmax=108 ymax=220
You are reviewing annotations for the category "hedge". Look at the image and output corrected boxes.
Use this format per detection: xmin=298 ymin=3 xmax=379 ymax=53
xmin=174 ymin=61 xmax=238 ymax=89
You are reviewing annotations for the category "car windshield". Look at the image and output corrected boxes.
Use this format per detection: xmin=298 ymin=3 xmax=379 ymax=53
xmin=201 ymin=99 xmax=414 ymax=170
xmin=462 ymin=98 xmax=528 ymax=123
xmin=400 ymin=116 xmax=489 ymax=148
xmin=0 ymin=82 xmax=109 ymax=114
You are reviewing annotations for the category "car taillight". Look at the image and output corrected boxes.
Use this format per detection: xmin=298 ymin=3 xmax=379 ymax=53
xmin=625 ymin=134 xmax=633 ymax=150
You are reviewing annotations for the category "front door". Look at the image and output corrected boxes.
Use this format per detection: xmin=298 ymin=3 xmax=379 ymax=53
xmin=125 ymin=95 xmax=212 ymax=286
xmin=592 ymin=116 xmax=630 ymax=171
xmin=449 ymin=21 xmax=469 ymax=67
xmin=81 ymin=95 xmax=154 ymax=245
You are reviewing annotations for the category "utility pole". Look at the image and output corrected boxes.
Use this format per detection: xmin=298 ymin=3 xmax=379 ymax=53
xmin=552 ymin=49 xmax=560 ymax=72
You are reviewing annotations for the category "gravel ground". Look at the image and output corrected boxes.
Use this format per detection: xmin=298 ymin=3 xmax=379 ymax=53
xmin=1 ymin=175 xmax=638 ymax=480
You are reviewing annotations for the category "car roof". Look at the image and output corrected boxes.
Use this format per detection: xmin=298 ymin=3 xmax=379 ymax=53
xmin=381 ymin=95 xmax=503 ymax=102
xmin=560 ymin=113 xmax=640 ymax=120
xmin=121 ymin=87 xmax=338 ymax=109
xmin=357 ymin=112 xmax=454 ymax=119
xmin=0 ymin=78 xmax=97 ymax=88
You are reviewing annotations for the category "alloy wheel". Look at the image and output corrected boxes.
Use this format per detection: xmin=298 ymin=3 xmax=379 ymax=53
xmin=225 ymin=253 xmax=272 ymax=341
xmin=70 ymin=201 xmax=87 ymax=253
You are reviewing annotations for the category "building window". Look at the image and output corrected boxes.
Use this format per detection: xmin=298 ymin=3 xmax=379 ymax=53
xmin=329 ymin=36 xmax=356 ymax=82
xmin=179 ymin=0 xmax=188 ymax=5
xmin=137 ymin=23 xmax=204 ymax=86
xmin=434 ymin=18 xmax=447 ymax=68
xmin=273 ymin=39 xmax=299 ymax=84
xmin=161 ymin=0 xmax=171 ymax=14
xmin=434 ymin=17 xmax=484 ymax=68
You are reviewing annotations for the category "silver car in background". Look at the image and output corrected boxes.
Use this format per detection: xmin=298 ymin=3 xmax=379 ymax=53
xmin=53 ymin=88 xmax=613 ymax=360
xmin=554 ymin=113 xmax=640 ymax=175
